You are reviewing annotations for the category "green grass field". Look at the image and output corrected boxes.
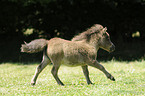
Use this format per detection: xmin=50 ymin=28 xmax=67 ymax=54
xmin=0 ymin=60 xmax=145 ymax=96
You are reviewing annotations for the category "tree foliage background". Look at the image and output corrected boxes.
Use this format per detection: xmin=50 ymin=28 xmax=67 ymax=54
xmin=0 ymin=0 xmax=145 ymax=62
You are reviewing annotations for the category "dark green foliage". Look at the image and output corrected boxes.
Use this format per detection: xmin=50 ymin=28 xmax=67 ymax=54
xmin=0 ymin=0 xmax=145 ymax=62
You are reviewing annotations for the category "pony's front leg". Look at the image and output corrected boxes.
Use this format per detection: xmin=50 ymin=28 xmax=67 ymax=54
xmin=89 ymin=61 xmax=115 ymax=81
xmin=81 ymin=65 xmax=93 ymax=84
xmin=31 ymin=54 xmax=50 ymax=85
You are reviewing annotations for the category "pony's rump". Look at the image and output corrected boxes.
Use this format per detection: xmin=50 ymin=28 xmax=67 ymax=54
xmin=21 ymin=39 xmax=48 ymax=53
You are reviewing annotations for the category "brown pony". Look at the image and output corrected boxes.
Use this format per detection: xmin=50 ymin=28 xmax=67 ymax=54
xmin=21 ymin=24 xmax=115 ymax=86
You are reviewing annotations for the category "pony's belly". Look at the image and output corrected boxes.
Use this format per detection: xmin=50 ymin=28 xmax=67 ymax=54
xmin=61 ymin=59 xmax=86 ymax=67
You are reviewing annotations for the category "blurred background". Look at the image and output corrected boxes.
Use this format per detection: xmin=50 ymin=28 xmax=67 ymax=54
xmin=0 ymin=0 xmax=145 ymax=63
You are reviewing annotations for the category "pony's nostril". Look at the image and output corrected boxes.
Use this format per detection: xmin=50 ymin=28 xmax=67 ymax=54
xmin=110 ymin=45 xmax=115 ymax=52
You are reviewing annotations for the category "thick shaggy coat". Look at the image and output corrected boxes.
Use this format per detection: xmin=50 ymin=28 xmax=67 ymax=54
xmin=21 ymin=24 xmax=115 ymax=86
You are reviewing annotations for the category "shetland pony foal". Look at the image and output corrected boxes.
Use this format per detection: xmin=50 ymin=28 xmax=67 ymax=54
xmin=21 ymin=24 xmax=115 ymax=86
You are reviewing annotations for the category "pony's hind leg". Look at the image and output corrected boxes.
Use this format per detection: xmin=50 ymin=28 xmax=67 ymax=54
xmin=31 ymin=53 xmax=50 ymax=85
xmin=51 ymin=64 xmax=64 ymax=86
xmin=82 ymin=65 xmax=93 ymax=84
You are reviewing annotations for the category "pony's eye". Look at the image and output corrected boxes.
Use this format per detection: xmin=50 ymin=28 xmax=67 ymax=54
xmin=103 ymin=33 xmax=107 ymax=37
xmin=103 ymin=32 xmax=110 ymax=38
xmin=103 ymin=34 xmax=109 ymax=39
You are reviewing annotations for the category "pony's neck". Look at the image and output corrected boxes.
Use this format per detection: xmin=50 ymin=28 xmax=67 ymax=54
xmin=87 ymin=38 xmax=100 ymax=51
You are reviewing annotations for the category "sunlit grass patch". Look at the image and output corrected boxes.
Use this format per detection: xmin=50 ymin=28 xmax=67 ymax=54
xmin=0 ymin=61 xmax=145 ymax=96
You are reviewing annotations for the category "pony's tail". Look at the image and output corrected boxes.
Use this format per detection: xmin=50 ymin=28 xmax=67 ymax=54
xmin=21 ymin=39 xmax=48 ymax=53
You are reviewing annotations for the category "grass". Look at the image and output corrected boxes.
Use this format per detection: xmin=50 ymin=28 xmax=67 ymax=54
xmin=0 ymin=60 xmax=145 ymax=96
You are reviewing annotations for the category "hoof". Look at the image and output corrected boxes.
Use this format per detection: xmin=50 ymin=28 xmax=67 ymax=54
xmin=87 ymin=82 xmax=93 ymax=85
xmin=31 ymin=82 xmax=36 ymax=86
xmin=60 ymin=84 xmax=65 ymax=86
xmin=89 ymin=83 xmax=94 ymax=85
xmin=58 ymin=83 xmax=64 ymax=86
xmin=108 ymin=75 xmax=115 ymax=81
xmin=111 ymin=77 xmax=115 ymax=81
xmin=110 ymin=76 xmax=115 ymax=81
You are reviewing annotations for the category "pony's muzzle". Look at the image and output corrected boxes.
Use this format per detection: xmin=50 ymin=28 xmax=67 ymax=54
xmin=110 ymin=44 xmax=115 ymax=52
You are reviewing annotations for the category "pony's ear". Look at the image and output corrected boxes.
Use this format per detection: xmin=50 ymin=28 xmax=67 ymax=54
xmin=102 ymin=27 xmax=107 ymax=33
xmin=104 ymin=27 xmax=107 ymax=31
xmin=24 ymin=41 xmax=28 ymax=45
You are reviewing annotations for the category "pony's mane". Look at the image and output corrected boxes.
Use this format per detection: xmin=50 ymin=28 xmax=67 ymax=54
xmin=72 ymin=24 xmax=104 ymax=41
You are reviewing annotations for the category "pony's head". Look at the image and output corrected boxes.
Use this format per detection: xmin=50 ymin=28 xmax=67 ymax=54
xmin=98 ymin=27 xmax=115 ymax=52
xmin=72 ymin=24 xmax=115 ymax=52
